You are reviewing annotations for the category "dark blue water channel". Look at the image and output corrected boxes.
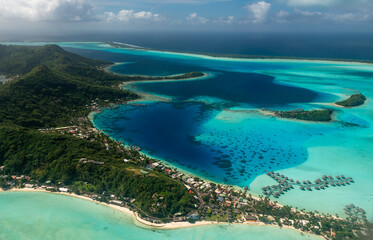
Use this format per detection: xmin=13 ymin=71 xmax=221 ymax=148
xmin=69 ymin=47 xmax=335 ymax=186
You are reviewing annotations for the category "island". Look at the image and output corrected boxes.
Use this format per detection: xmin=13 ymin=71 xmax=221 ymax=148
xmin=0 ymin=44 xmax=369 ymax=240
xmin=262 ymin=108 xmax=333 ymax=122
xmin=116 ymin=71 xmax=207 ymax=83
xmin=336 ymin=94 xmax=367 ymax=107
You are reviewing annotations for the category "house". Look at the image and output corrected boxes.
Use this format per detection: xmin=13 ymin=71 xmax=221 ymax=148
xmin=224 ymin=201 xmax=232 ymax=207
xmin=215 ymin=188 xmax=223 ymax=194
xmin=150 ymin=162 xmax=159 ymax=168
xmin=173 ymin=216 xmax=186 ymax=222
xmin=188 ymin=214 xmax=199 ymax=220
xmin=109 ymin=200 xmax=123 ymax=206
xmin=244 ymin=215 xmax=257 ymax=222
xmin=25 ymin=184 xmax=34 ymax=188
xmin=59 ymin=187 xmax=69 ymax=192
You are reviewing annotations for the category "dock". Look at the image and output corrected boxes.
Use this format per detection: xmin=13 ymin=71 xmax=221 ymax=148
xmin=262 ymin=170 xmax=355 ymax=198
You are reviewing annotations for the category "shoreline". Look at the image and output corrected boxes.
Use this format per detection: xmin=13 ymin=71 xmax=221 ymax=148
xmin=0 ymin=188 xmax=324 ymax=239
xmin=0 ymin=188 xmax=257 ymax=230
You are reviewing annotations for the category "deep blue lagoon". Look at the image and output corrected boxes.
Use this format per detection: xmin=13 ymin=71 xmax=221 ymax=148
xmin=93 ymin=101 xmax=335 ymax=185
xmin=46 ymin=43 xmax=364 ymax=189
xmin=75 ymin=45 xmax=338 ymax=185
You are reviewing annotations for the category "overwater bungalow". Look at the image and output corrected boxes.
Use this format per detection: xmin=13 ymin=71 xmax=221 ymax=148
xmin=320 ymin=186 xmax=325 ymax=189
xmin=307 ymin=186 xmax=312 ymax=191
xmin=315 ymin=186 xmax=320 ymax=190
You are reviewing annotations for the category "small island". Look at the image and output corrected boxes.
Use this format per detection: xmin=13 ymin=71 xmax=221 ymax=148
xmin=262 ymin=108 xmax=332 ymax=122
xmin=335 ymin=94 xmax=367 ymax=107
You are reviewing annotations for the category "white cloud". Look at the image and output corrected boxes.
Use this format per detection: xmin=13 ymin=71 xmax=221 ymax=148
xmin=186 ymin=12 xmax=209 ymax=24
xmin=124 ymin=0 xmax=232 ymax=4
xmin=224 ymin=16 xmax=235 ymax=24
xmin=285 ymin=0 xmax=336 ymax=7
xmin=284 ymin=0 xmax=373 ymax=11
xmin=105 ymin=9 xmax=163 ymax=22
xmin=246 ymin=1 xmax=271 ymax=23
xmin=0 ymin=0 xmax=95 ymax=21
xmin=276 ymin=10 xmax=289 ymax=18
xmin=275 ymin=8 xmax=372 ymax=23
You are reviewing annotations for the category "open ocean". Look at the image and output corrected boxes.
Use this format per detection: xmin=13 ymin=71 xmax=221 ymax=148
xmin=27 ymin=32 xmax=373 ymax=60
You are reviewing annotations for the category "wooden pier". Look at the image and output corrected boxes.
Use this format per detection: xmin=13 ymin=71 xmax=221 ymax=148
xmin=262 ymin=170 xmax=355 ymax=198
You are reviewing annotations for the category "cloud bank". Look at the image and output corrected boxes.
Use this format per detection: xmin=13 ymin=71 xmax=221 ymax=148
xmin=105 ymin=9 xmax=163 ymax=22
xmin=0 ymin=0 xmax=95 ymax=21
xmin=246 ymin=1 xmax=271 ymax=23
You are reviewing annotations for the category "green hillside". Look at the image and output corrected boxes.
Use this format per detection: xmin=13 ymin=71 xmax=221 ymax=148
xmin=0 ymin=44 xmax=196 ymax=219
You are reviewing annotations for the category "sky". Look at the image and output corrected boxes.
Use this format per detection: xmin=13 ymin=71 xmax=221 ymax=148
xmin=0 ymin=0 xmax=373 ymax=37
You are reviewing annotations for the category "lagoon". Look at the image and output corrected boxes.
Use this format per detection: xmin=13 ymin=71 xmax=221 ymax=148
xmin=2 ymin=41 xmax=373 ymax=223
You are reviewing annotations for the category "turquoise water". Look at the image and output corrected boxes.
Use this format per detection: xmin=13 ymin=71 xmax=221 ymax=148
xmin=2 ymin=42 xmax=373 ymax=222
xmin=0 ymin=192 xmax=320 ymax=240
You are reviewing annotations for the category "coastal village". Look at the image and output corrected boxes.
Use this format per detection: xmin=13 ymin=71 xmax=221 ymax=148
xmin=0 ymin=99 xmax=368 ymax=240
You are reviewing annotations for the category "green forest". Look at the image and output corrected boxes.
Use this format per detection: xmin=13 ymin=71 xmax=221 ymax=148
xmin=0 ymin=44 xmax=196 ymax=218
xmin=336 ymin=94 xmax=366 ymax=107
xmin=277 ymin=109 xmax=332 ymax=122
